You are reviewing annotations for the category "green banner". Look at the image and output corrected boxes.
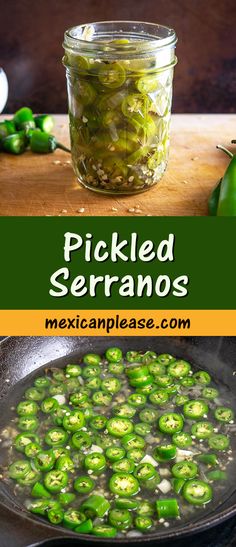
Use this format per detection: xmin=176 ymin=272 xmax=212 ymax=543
xmin=0 ymin=217 xmax=234 ymax=310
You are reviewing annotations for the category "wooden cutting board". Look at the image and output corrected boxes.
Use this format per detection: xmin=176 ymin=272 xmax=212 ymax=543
xmin=0 ymin=114 xmax=235 ymax=216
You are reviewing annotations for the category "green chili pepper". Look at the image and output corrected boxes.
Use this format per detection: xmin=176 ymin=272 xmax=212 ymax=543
xmin=17 ymin=400 xmax=39 ymax=416
xmin=154 ymin=375 xmax=173 ymax=388
xmin=102 ymin=377 xmax=121 ymax=393
xmin=214 ymin=406 xmax=234 ymax=423
xmin=172 ymin=461 xmax=198 ymax=480
xmin=58 ymin=492 xmax=76 ymax=505
xmin=208 ymin=434 xmax=230 ymax=451
xmin=183 ymin=479 xmax=212 ymax=505
xmin=193 ymin=371 xmax=211 ymax=385
xmin=63 ymin=508 xmax=86 ymax=529
xmin=115 ymin=498 xmax=139 ymax=510
xmin=126 ymin=364 xmax=149 ymax=379
xmin=25 ymin=387 xmax=46 ymax=401
xmin=127 ymin=448 xmax=145 ymax=463
xmin=121 ymin=433 xmax=145 ymax=451
xmin=154 ymin=444 xmax=177 ymax=461
xmin=126 ymin=351 xmax=142 ymax=363
xmin=107 ymin=417 xmax=134 ymax=438
xmin=149 ymin=362 xmax=166 ymax=376
xmin=156 ymin=499 xmax=180 ymax=518
xmin=34 ymin=114 xmax=54 ymax=133
xmin=113 ymin=403 xmax=136 ymax=418
xmin=74 ymin=475 xmax=95 ymax=494
xmin=191 ymin=421 xmax=214 ymax=439
xmin=134 ymin=462 xmax=158 ymax=481
xmin=149 ymin=389 xmax=169 ymax=405
xmin=207 ymin=470 xmax=228 ymax=481
xmin=157 ymin=353 xmax=176 ymax=365
xmin=84 ymin=452 xmax=106 ymax=474
xmin=0 ymin=120 xmax=16 ymax=145
xmin=26 ymin=499 xmax=50 ymax=516
xmin=24 ymin=442 xmax=41 ymax=458
xmin=134 ymin=422 xmax=151 ymax=436
xmin=109 ymin=472 xmax=140 ymax=497
xmin=8 ymin=460 xmax=31 ymax=480
xmin=18 ymin=469 xmax=40 ymax=486
xmin=158 ymin=412 xmax=184 ymax=434
xmin=90 ymin=415 xmax=107 ymax=430
xmin=34 ymin=376 xmax=50 ymax=389
xmin=134 ymin=516 xmax=153 ymax=532
xmin=83 ymin=353 xmax=101 ymax=365
xmin=109 ymin=508 xmax=132 ymax=530
xmin=137 ymin=500 xmax=155 ymax=516
xmin=113 ymin=458 xmax=135 ymax=473
xmin=18 ymin=415 xmax=39 ymax=432
xmin=208 ymin=179 xmax=222 ymax=216
xmin=181 ymin=377 xmax=195 ymax=387
xmin=197 ymin=453 xmax=218 ymax=466
xmin=71 ymin=430 xmax=92 ymax=450
xmin=92 ymin=391 xmax=112 ymax=406
xmin=92 ymin=525 xmax=117 ymax=537
xmin=31 ymin=481 xmax=51 ymax=499
xmin=168 ymin=360 xmax=191 ymax=378
xmin=105 ymin=347 xmax=123 ymax=362
xmin=183 ymin=400 xmax=208 ymax=420
xmin=30 ymin=130 xmax=70 ymax=154
xmin=202 ymin=387 xmax=219 ymax=400
xmin=35 ymin=450 xmax=56 ymax=471
xmin=81 ymin=494 xmax=111 ymax=518
xmin=44 ymin=470 xmax=68 ymax=493
xmin=55 ymin=454 xmax=74 ymax=471
xmin=45 ymin=427 xmax=68 ymax=447
xmin=2 ymin=133 xmax=26 ymax=154
xmin=106 ymin=446 xmax=126 ymax=462
xmin=216 ymin=145 xmax=236 ymax=216
xmin=175 ymin=394 xmax=189 ymax=406
xmin=48 ymin=506 xmax=64 ymax=525
xmin=63 ymin=410 xmax=85 ymax=432
xmin=75 ymin=518 xmax=93 ymax=534
xmin=82 ymin=364 xmax=101 ymax=379
xmin=172 ymin=431 xmax=193 ymax=448
xmin=13 ymin=107 xmax=35 ymax=130
xmin=139 ymin=408 xmax=158 ymax=424
xmin=65 ymin=363 xmax=82 ymax=377
xmin=109 ymin=363 xmax=124 ymax=375
xmin=173 ymin=477 xmax=185 ymax=494
xmin=14 ymin=432 xmax=40 ymax=452
xmin=41 ymin=397 xmax=59 ymax=414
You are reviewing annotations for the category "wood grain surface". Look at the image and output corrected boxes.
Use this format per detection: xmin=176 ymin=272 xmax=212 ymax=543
xmin=0 ymin=114 xmax=235 ymax=217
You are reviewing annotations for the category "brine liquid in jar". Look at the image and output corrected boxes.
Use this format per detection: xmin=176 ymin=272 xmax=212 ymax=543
xmin=63 ymin=21 xmax=177 ymax=194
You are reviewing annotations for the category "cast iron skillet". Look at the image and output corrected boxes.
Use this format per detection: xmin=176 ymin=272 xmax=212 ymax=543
xmin=0 ymin=336 xmax=236 ymax=547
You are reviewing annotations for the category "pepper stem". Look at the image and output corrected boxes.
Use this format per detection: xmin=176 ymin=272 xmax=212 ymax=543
xmin=216 ymin=145 xmax=233 ymax=158
xmin=57 ymin=142 xmax=71 ymax=153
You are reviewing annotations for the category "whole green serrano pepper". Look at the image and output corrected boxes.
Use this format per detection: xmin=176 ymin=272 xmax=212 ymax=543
xmin=208 ymin=179 xmax=222 ymax=215
xmin=216 ymin=145 xmax=236 ymax=216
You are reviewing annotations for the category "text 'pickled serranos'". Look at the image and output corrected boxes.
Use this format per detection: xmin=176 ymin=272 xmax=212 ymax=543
xmin=1 ymin=348 xmax=235 ymax=538
xmin=63 ymin=22 xmax=177 ymax=194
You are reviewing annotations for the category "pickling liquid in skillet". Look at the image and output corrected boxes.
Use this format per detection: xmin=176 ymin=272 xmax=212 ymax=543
xmin=0 ymin=348 xmax=235 ymax=538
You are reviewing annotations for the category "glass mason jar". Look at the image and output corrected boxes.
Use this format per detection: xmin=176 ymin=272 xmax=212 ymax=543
xmin=63 ymin=21 xmax=177 ymax=194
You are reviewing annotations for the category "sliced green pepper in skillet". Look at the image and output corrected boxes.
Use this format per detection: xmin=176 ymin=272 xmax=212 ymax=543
xmin=4 ymin=346 xmax=236 ymax=538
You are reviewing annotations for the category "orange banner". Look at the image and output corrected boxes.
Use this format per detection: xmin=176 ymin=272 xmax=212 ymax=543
xmin=0 ymin=310 xmax=236 ymax=336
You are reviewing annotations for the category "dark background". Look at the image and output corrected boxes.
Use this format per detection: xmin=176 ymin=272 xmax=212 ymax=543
xmin=0 ymin=0 xmax=236 ymax=114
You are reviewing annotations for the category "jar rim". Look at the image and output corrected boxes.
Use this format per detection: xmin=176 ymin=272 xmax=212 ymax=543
xmin=63 ymin=20 xmax=177 ymax=57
